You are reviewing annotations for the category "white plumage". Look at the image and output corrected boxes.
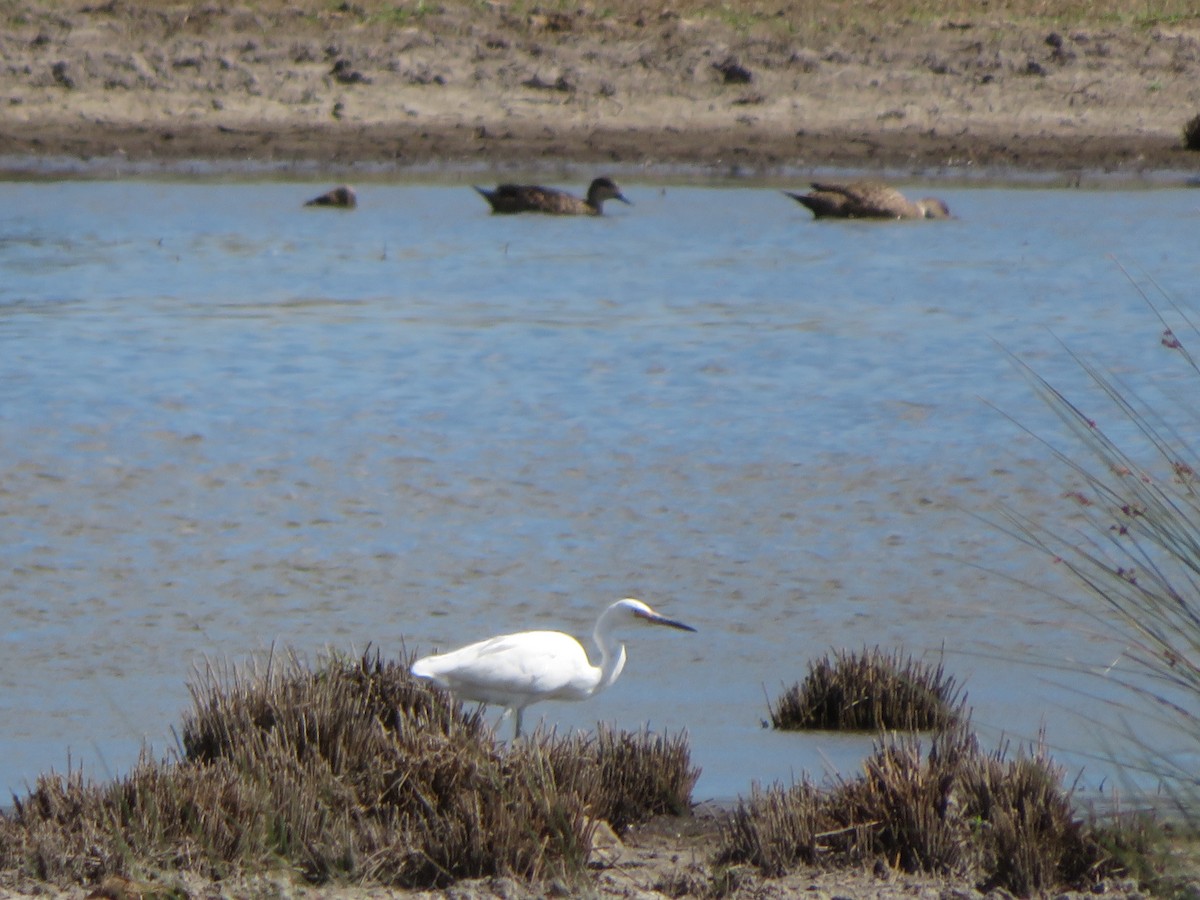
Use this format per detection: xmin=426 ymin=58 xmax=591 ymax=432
xmin=411 ymin=598 xmax=696 ymax=737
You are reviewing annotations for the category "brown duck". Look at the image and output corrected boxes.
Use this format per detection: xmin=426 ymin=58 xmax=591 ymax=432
xmin=784 ymin=181 xmax=950 ymax=220
xmin=304 ymin=185 xmax=357 ymax=209
xmin=474 ymin=177 xmax=631 ymax=215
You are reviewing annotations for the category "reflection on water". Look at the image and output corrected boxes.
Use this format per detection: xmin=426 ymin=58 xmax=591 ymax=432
xmin=1 ymin=180 xmax=1199 ymax=800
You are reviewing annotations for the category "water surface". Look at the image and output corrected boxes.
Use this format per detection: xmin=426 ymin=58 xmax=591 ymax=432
xmin=2 ymin=180 xmax=1198 ymax=800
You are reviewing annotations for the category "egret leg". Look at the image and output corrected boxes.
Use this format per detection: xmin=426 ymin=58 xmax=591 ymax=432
xmin=514 ymin=707 xmax=524 ymax=740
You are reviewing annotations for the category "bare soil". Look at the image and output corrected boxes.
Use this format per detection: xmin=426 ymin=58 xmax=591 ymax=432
xmin=1 ymin=0 xmax=1199 ymax=177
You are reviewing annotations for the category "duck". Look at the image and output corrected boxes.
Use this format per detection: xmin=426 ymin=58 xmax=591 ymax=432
xmin=304 ymin=185 xmax=357 ymax=209
xmin=784 ymin=181 xmax=950 ymax=220
xmin=474 ymin=177 xmax=631 ymax=215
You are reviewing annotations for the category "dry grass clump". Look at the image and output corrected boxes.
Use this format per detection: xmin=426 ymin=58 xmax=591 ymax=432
xmin=0 ymin=649 xmax=699 ymax=892
xmin=1183 ymin=113 xmax=1200 ymax=150
xmin=549 ymin=724 xmax=700 ymax=833
xmin=180 ymin=645 xmax=476 ymax=764
xmin=769 ymin=646 xmax=965 ymax=731
xmin=717 ymin=721 xmax=1129 ymax=895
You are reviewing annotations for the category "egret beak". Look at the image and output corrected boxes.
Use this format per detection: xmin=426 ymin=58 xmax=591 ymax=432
xmin=635 ymin=608 xmax=696 ymax=632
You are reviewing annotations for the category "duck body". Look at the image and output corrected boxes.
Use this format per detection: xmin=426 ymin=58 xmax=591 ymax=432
xmin=785 ymin=181 xmax=950 ymax=220
xmin=474 ymin=177 xmax=630 ymax=215
xmin=304 ymin=185 xmax=357 ymax=208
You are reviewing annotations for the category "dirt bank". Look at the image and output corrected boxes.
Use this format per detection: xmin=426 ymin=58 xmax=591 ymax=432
xmin=1 ymin=0 xmax=1199 ymax=178
xmin=0 ymin=807 xmax=1154 ymax=900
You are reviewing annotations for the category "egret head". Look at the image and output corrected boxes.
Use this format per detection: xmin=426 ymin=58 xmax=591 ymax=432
xmin=613 ymin=597 xmax=696 ymax=632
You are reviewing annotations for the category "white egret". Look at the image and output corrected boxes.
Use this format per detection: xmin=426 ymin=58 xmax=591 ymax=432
xmin=410 ymin=598 xmax=696 ymax=738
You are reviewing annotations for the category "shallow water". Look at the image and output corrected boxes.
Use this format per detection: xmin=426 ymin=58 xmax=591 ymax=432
xmin=2 ymin=179 xmax=1198 ymax=802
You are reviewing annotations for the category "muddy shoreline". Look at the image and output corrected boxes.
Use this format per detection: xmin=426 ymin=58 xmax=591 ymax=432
xmin=4 ymin=119 xmax=1195 ymax=180
xmin=2 ymin=1 xmax=1199 ymax=180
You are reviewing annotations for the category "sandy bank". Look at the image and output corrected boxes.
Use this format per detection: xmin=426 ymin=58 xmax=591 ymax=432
xmin=1 ymin=1 xmax=1199 ymax=179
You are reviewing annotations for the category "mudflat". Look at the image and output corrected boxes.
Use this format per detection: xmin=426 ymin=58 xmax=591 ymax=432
xmin=1 ymin=0 xmax=1198 ymax=177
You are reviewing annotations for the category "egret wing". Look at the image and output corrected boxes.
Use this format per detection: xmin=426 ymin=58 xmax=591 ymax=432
xmin=414 ymin=630 xmax=598 ymax=706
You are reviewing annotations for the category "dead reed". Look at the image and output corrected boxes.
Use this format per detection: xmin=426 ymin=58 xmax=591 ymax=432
xmin=768 ymin=646 xmax=965 ymax=731
xmin=717 ymin=720 xmax=1127 ymax=895
xmin=0 ymin=648 xmax=699 ymax=891
xmin=549 ymin=724 xmax=700 ymax=833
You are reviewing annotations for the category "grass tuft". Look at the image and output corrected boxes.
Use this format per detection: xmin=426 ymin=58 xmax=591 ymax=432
xmin=0 ymin=648 xmax=698 ymax=891
xmin=558 ymin=724 xmax=700 ymax=832
xmin=769 ymin=646 xmax=965 ymax=732
xmin=718 ymin=719 xmax=1129 ymax=895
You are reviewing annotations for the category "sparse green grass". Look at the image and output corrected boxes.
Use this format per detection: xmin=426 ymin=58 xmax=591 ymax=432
xmin=1090 ymin=814 xmax=1197 ymax=900
xmin=367 ymin=1 xmax=436 ymax=26
xmin=618 ymin=0 xmax=1200 ymax=33
xmin=45 ymin=0 xmax=1200 ymax=39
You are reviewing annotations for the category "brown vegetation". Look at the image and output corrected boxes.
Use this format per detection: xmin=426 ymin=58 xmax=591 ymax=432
xmin=0 ymin=644 xmax=1181 ymax=899
xmin=0 ymin=649 xmax=697 ymax=891
xmin=769 ymin=646 xmax=964 ymax=731
xmin=717 ymin=721 xmax=1155 ymax=896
